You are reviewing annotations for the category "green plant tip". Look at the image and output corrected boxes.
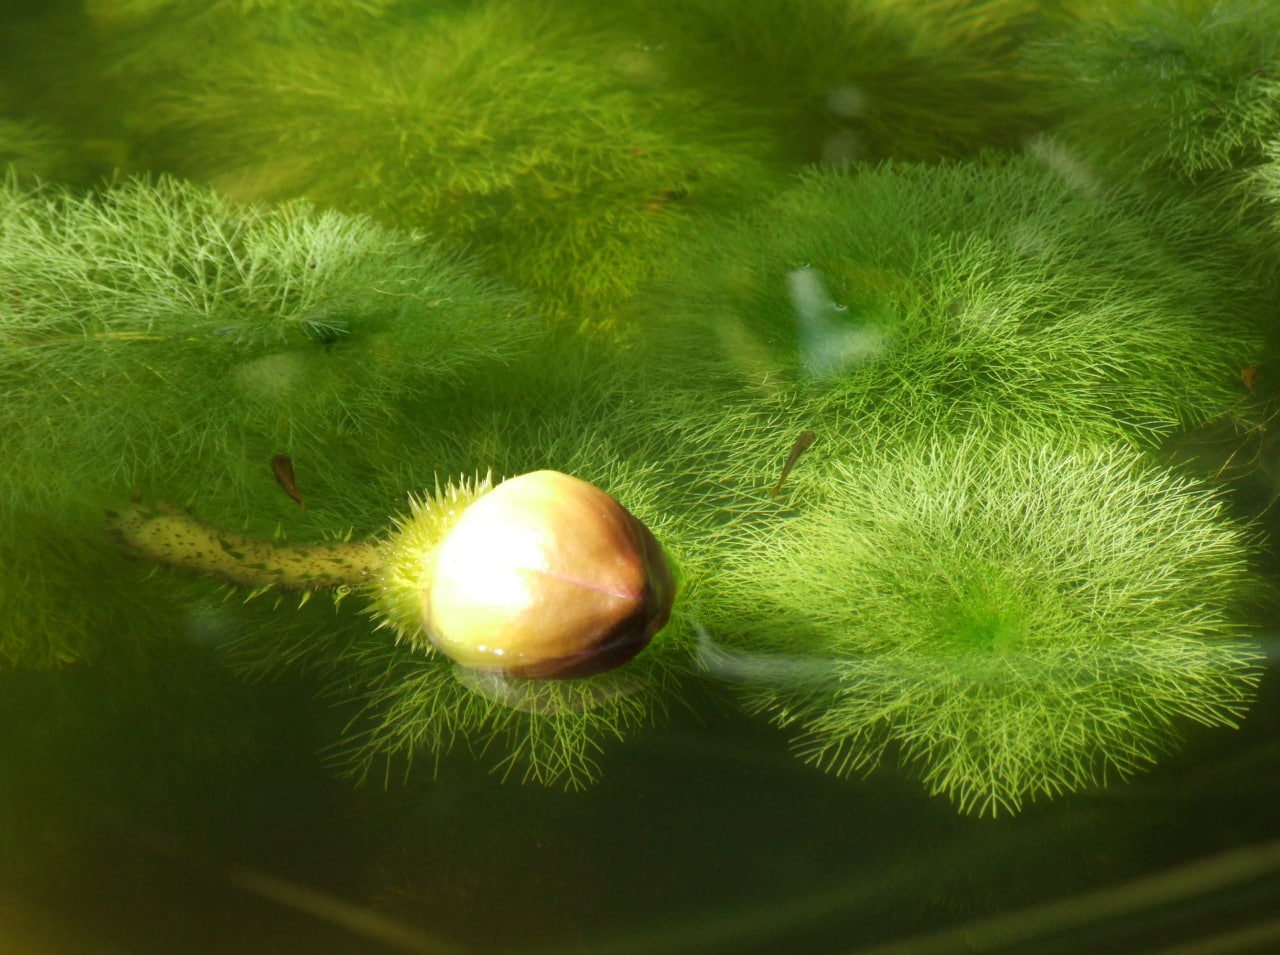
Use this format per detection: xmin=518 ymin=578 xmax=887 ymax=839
xmin=711 ymin=429 xmax=1263 ymax=816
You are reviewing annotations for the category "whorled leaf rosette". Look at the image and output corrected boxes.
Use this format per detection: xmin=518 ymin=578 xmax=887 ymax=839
xmin=109 ymin=0 xmax=780 ymax=323
xmin=704 ymin=428 xmax=1264 ymax=816
xmin=0 ymin=173 xmax=531 ymax=512
xmin=636 ymin=157 xmax=1263 ymax=446
xmin=1029 ymin=0 xmax=1280 ymax=188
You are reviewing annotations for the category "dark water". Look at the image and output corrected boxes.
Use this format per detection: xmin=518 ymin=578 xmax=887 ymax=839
xmin=4 ymin=2 xmax=1280 ymax=953
xmin=4 ymin=659 xmax=1280 ymax=954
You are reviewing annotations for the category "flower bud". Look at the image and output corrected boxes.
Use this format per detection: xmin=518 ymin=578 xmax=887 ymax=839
xmin=424 ymin=470 xmax=675 ymax=679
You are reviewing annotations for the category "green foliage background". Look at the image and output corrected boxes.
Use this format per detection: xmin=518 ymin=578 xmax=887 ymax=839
xmin=1 ymin=0 xmax=1277 ymax=814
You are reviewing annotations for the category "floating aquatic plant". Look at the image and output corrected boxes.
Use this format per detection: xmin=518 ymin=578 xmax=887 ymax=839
xmin=107 ymin=0 xmax=780 ymax=323
xmin=317 ymin=462 xmax=691 ymax=788
xmin=1249 ymin=141 xmax=1280 ymax=261
xmin=0 ymin=166 xmax=792 ymax=768
xmin=0 ymin=172 xmax=530 ymax=665
xmin=66 ymin=234 xmax=794 ymax=787
xmin=329 ymin=626 xmax=684 ymax=792
xmin=704 ymin=428 xmax=1263 ymax=816
xmin=86 ymin=0 xmax=404 ymax=24
xmin=107 ymin=456 xmax=695 ymax=789
xmin=0 ymin=114 xmax=74 ymax=183
xmin=638 ymin=156 xmax=1263 ymax=446
xmin=1030 ymin=0 xmax=1280 ymax=195
xmin=1 ymin=3 xmax=1273 ymax=815
xmin=354 ymin=385 xmax=829 ymax=785
xmin=597 ymin=0 xmax=1060 ymax=164
xmin=0 ymin=172 xmax=530 ymax=510
xmin=109 ymin=469 xmax=676 ymax=682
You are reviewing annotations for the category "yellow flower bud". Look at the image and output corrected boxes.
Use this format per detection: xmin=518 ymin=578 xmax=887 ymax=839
xmin=423 ymin=470 xmax=675 ymax=679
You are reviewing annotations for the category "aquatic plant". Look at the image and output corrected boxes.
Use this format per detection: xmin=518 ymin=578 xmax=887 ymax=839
xmin=108 ymin=0 xmax=780 ymax=323
xmin=1030 ymin=0 xmax=1280 ymax=194
xmin=637 ymin=156 xmax=1263 ymax=447
xmin=86 ymin=0 xmax=403 ymax=24
xmin=1249 ymin=141 xmax=1280 ymax=256
xmin=0 ymin=518 xmax=187 ymax=670
xmin=109 ymin=469 xmax=676 ymax=680
xmin=108 ymin=459 xmax=693 ymax=789
xmin=0 ymin=172 xmax=529 ymax=510
xmin=1 ymin=2 xmax=1273 ymax=813
xmin=597 ymin=0 xmax=1061 ymax=164
xmin=0 ymin=116 xmax=73 ymax=182
xmin=0 ymin=172 xmax=531 ymax=665
xmin=0 ymin=77 xmax=83 ymax=183
xmin=0 ymin=164 xmax=790 ymax=778
xmin=326 ymin=621 xmax=685 ymax=792
xmin=4 ymin=166 xmax=790 ymax=781
xmin=704 ymin=428 xmax=1263 ymax=816
xmin=182 ymin=373 xmax=809 ymax=788
xmin=90 ymin=317 xmax=811 ymax=788
xmin=84 ymin=0 xmax=404 ymax=75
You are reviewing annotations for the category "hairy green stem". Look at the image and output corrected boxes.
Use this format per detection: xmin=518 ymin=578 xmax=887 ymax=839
xmin=107 ymin=501 xmax=381 ymax=591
